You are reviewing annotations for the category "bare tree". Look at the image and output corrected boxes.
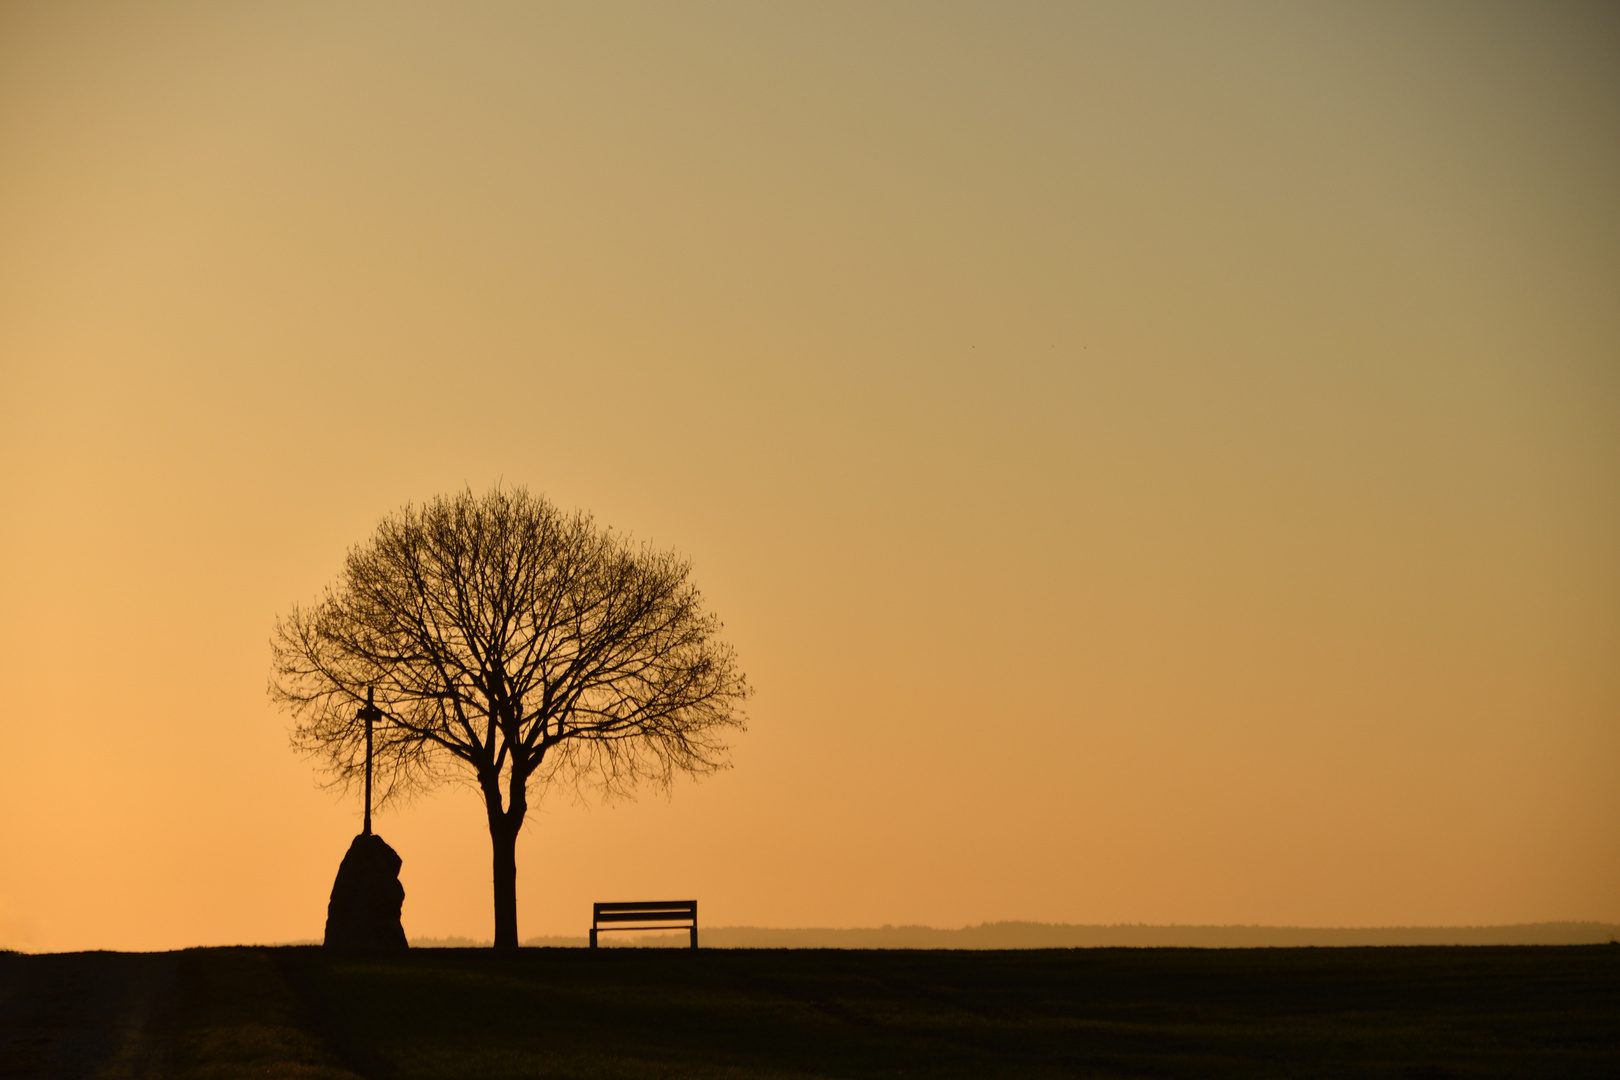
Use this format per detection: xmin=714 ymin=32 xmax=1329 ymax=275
xmin=270 ymin=487 xmax=750 ymax=949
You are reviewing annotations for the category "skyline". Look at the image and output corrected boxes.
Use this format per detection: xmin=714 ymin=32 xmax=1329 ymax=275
xmin=1 ymin=0 xmax=1616 ymax=953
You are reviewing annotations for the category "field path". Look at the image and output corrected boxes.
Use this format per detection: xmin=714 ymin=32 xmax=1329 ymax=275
xmin=0 ymin=948 xmax=362 ymax=1079
xmin=0 ymin=951 xmax=175 ymax=1078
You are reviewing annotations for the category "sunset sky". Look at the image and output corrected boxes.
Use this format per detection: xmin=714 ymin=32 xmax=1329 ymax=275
xmin=1 ymin=1 xmax=1616 ymax=953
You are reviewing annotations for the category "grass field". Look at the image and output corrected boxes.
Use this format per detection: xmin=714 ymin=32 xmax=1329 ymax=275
xmin=2 ymin=944 xmax=1616 ymax=1078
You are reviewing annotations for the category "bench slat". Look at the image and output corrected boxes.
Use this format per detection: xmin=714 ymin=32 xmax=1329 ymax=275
xmin=594 ymin=901 xmax=695 ymax=914
xmin=594 ymin=912 xmax=695 ymax=924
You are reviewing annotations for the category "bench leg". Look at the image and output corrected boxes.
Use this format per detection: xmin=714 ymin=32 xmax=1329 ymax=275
xmin=590 ymin=929 xmax=598 ymax=949
xmin=690 ymin=927 xmax=698 ymax=950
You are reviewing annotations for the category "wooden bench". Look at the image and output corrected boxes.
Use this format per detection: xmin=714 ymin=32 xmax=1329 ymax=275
xmin=590 ymin=900 xmax=698 ymax=949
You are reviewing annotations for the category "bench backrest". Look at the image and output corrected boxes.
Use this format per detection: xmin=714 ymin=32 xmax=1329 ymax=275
xmin=593 ymin=900 xmax=697 ymax=926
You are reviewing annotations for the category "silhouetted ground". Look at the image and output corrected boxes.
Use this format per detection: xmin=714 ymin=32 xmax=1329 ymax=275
xmin=2 ymin=945 xmax=1616 ymax=1078
xmin=0 ymin=948 xmax=357 ymax=1079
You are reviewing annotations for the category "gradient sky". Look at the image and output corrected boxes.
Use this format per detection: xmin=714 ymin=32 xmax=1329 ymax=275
xmin=2 ymin=1 xmax=1616 ymax=953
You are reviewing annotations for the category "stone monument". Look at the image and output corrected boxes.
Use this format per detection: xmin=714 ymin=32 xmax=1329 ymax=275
xmin=322 ymin=688 xmax=408 ymax=949
xmin=324 ymin=831 xmax=407 ymax=948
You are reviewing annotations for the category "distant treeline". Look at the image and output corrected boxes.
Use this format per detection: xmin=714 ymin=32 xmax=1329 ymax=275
xmin=408 ymin=921 xmax=1620 ymax=950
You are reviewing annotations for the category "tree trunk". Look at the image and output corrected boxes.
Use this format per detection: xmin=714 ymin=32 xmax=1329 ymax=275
xmin=490 ymin=817 xmax=519 ymax=950
xmin=484 ymin=769 xmax=527 ymax=951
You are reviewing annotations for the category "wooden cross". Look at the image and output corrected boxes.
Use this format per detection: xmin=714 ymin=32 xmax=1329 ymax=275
xmin=357 ymin=687 xmax=384 ymax=836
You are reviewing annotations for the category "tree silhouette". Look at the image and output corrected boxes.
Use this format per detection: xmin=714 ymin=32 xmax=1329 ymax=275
xmin=270 ymin=487 xmax=750 ymax=949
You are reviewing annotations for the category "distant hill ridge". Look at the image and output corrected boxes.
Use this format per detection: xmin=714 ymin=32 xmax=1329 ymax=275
xmin=409 ymin=921 xmax=1620 ymax=950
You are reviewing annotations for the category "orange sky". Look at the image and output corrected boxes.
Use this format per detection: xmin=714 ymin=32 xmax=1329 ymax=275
xmin=2 ymin=1 xmax=1616 ymax=953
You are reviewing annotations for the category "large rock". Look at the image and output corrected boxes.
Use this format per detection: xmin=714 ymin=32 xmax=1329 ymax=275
xmin=324 ymin=833 xmax=408 ymax=949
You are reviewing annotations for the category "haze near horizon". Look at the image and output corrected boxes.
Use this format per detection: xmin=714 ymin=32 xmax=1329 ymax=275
xmin=1 ymin=0 xmax=1616 ymax=953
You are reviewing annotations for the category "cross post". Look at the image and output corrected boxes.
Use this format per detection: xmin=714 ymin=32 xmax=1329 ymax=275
xmin=358 ymin=687 xmax=384 ymax=836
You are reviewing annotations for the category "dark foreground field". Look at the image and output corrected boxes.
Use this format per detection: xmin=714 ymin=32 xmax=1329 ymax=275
xmin=1 ymin=945 xmax=1615 ymax=1079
